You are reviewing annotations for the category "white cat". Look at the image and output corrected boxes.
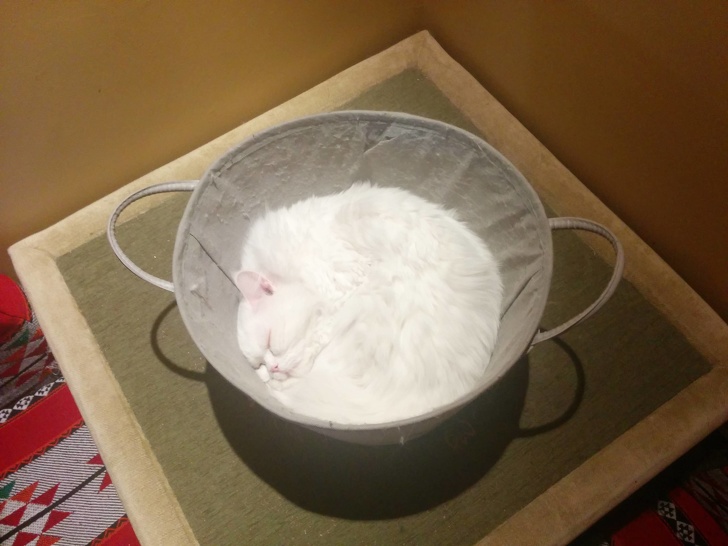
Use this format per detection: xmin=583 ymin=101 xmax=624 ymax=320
xmin=236 ymin=183 xmax=503 ymax=425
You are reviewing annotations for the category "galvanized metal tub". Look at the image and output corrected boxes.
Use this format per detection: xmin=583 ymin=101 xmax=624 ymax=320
xmin=108 ymin=111 xmax=623 ymax=445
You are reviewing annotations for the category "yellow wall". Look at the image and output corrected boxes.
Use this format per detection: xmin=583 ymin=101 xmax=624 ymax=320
xmin=423 ymin=1 xmax=728 ymax=321
xmin=2 ymin=1 xmax=726 ymax=321
xmin=0 ymin=0 xmax=421 ymax=277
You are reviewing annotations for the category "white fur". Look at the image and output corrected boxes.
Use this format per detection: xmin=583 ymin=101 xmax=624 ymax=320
xmin=236 ymin=183 xmax=503 ymax=424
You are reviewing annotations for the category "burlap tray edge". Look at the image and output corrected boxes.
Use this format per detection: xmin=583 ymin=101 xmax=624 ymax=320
xmin=10 ymin=30 xmax=728 ymax=546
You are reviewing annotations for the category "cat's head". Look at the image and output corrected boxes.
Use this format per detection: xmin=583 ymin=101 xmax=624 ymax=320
xmin=236 ymin=271 xmax=324 ymax=381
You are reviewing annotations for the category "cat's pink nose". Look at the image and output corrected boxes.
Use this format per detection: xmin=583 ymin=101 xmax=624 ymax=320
xmin=270 ymin=363 xmax=280 ymax=372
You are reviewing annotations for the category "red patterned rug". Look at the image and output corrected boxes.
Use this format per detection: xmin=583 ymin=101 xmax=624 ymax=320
xmin=0 ymin=275 xmax=139 ymax=545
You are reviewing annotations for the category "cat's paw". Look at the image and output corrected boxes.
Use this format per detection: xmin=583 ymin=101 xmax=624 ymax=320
xmin=267 ymin=376 xmax=293 ymax=390
xmin=255 ymin=365 xmax=271 ymax=382
xmin=270 ymin=369 xmax=290 ymax=381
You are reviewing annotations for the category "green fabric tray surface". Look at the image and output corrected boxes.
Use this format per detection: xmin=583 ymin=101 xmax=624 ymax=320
xmin=57 ymin=69 xmax=710 ymax=545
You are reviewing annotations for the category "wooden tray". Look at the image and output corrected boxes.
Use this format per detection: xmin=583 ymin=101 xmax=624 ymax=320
xmin=10 ymin=32 xmax=728 ymax=546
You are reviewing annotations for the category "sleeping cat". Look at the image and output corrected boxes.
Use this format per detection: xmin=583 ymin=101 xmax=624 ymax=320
xmin=236 ymin=183 xmax=503 ymax=424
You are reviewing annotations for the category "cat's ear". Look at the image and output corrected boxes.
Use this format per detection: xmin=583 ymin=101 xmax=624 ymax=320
xmin=236 ymin=271 xmax=274 ymax=305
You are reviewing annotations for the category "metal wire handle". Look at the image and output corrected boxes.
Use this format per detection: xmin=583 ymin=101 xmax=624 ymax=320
xmin=531 ymin=217 xmax=625 ymax=345
xmin=109 ymin=186 xmax=624 ymax=341
xmin=106 ymin=181 xmax=198 ymax=292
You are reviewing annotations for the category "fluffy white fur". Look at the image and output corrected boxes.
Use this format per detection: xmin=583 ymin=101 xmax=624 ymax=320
xmin=236 ymin=183 xmax=503 ymax=424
